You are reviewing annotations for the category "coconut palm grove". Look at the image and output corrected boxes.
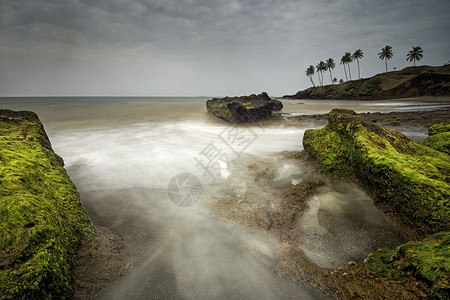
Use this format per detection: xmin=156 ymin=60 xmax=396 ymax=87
xmin=306 ymin=45 xmax=424 ymax=87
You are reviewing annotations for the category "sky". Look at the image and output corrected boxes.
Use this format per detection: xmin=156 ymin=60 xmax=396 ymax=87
xmin=1 ymin=0 xmax=449 ymax=97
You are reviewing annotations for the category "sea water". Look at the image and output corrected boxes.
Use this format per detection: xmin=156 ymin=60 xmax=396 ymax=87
xmin=1 ymin=97 xmax=446 ymax=299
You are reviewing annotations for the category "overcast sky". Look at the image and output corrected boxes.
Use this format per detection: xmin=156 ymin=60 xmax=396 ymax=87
xmin=1 ymin=0 xmax=449 ymax=97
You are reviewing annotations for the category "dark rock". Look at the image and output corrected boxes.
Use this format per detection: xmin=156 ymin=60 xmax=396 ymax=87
xmin=206 ymin=92 xmax=283 ymax=123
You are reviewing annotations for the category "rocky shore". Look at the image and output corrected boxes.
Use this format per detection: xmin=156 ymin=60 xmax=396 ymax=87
xmin=2 ymin=102 xmax=448 ymax=299
xmin=285 ymin=107 xmax=450 ymax=129
xmin=210 ymin=108 xmax=449 ymax=299
xmin=303 ymin=109 xmax=449 ymax=298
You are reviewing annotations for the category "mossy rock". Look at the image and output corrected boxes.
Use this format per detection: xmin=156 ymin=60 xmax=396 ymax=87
xmin=428 ymin=122 xmax=450 ymax=136
xmin=368 ymin=231 xmax=450 ymax=299
xmin=421 ymin=132 xmax=450 ymax=155
xmin=303 ymin=109 xmax=450 ymax=236
xmin=0 ymin=109 xmax=94 ymax=299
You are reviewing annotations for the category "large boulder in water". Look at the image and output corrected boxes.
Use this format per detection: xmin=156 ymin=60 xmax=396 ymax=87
xmin=303 ymin=109 xmax=449 ymax=237
xmin=206 ymin=92 xmax=283 ymax=123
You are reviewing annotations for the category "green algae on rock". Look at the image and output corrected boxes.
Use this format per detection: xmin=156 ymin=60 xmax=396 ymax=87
xmin=428 ymin=122 xmax=450 ymax=136
xmin=330 ymin=231 xmax=450 ymax=299
xmin=421 ymin=132 xmax=450 ymax=155
xmin=303 ymin=109 xmax=449 ymax=237
xmin=0 ymin=109 xmax=94 ymax=299
xmin=366 ymin=231 xmax=450 ymax=299
xmin=421 ymin=122 xmax=450 ymax=155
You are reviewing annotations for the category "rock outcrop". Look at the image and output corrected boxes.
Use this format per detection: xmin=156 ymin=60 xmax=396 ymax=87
xmin=303 ymin=109 xmax=449 ymax=237
xmin=0 ymin=109 xmax=94 ymax=299
xmin=206 ymin=92 xmax=283 ymax=123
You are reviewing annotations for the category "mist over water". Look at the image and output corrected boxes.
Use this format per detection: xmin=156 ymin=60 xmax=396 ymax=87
xmin=297 ymin=182 xmax=407 ymax=269
xmin=0 ymin=97 xmax=440 ymax=299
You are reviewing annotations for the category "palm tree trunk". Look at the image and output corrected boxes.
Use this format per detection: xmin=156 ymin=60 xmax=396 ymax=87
xmin=414 ymin=58 xmax=416 ymax=67
xmin=357 ymin=58 xmax=360 ymax=79
xmin=329 ymin=70 xmax=333 ymax=85
xmin=348 ymin=63 xmax=352 ymax=81
xmin=343 ymin=65 xmax=348 ymax=82
xmin=309 ymin=75 xmax=315 ymax=87
xmin=321 ymin=71 xmax=324 ymax=86
xmin=385 ymin=58 xmax=388 ymax=72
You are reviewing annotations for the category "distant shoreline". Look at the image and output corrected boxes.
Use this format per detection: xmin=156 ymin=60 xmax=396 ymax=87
xmin=280 ymin=95 xmax=450 ymax=102
xmin=283 ymin=65 xmax=450 ymax=101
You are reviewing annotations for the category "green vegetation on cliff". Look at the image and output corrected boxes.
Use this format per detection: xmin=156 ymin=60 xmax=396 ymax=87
xmin=287 ymin=65 xmax=450 ymax=99
xmin=0 ymin=110 xmax=94 ymax=299
xmin=303 ymin=109 xmax=449 ymax=236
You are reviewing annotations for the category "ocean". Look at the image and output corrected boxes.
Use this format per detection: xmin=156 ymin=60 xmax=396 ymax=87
xmin=1 ymin=96 xmax=447 ymax=299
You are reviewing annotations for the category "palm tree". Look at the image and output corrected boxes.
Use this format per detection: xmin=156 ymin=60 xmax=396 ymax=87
xmin=315 ymin=63 xmax=322 ymax=86
xmin=326 ymin=58 xmax=336 ymax=84
xmin=379 ymin=45 xmax=394 ymax=72
xmin=305 ymin=65 xmax=316 ymax=87
xmin=340 ymin=55 xmax=348 ymax=82
xmin=316 ymin=61 xmax=327 ymax=86
xmin=352 ymin=49 xmax=364 ymax=79
xmin=319 ymin=61 xmax=327 ymax=85
xmin=407 ymin=46 xmax=423 ymax=66
xmin=343 ymin=52 xmax=353 ymax=80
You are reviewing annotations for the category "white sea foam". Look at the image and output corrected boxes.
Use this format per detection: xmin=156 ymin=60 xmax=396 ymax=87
xmin=0 ymin=97 xmax=423 ymax=299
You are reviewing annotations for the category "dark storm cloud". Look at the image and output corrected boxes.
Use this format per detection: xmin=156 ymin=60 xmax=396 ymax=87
xmin=1 ymin=0 xmax=449 ymax=96
xmin=3 ymin=0 xmax=448 ymax=53
xmin=1 ymin=0 xmax=301 ymax=53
